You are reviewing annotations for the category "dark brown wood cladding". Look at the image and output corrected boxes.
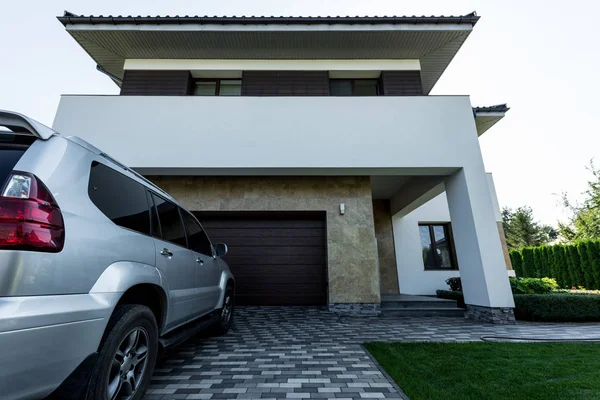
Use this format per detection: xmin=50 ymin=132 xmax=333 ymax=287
xmin=241 ymin=71 xmax=330 ymax=96
xmin=380 ymin=71 xmax=423 ymax=96
xmin=196 ymin=212 xmax=327 ymax=306
xmin=120 ymin=70 xmax=193 ymax=95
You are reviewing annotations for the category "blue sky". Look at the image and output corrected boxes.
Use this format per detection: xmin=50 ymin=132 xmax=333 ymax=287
xmin=1 ymin=0 xmax=599 ymax=225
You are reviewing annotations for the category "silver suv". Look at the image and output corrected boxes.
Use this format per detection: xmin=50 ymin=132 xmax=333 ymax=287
xmin=0 ymin=111 xmax=235 ymax=400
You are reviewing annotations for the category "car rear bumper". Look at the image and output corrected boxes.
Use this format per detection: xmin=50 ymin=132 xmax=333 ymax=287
xmin=0 ymin=293 xmax=120 ymax=400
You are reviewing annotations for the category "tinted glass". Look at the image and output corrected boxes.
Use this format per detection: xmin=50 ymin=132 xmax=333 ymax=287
xmin=181 ymin=211 xmax=213 ymax=255
xmin=0 ymin=149 xmax=26 ymax=186
xmin=354 ymin=80 xmax=379 ymax=96
xmin=219 ymin=80 xmax=242 ymax=96
xmin=152 ymin=194 xmax=187 ymax=247
xmin=88 ymin=162 xmax=150 ymax=235
xmin=329 ymin=80 xmax=353 ymax=96
xmin=194 ymin=82 xmax=217 ymax=96
xmin=433 ymin=225 xmax=453 ymax=268
xmin=419 ymin=225 xmax=436 ymax=269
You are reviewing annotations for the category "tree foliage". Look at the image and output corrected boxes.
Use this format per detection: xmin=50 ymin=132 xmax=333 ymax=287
xmin=502 ymin=206 xmax=557 ymax=250
xmin=559 ymin=160 xmax=600 ymax=242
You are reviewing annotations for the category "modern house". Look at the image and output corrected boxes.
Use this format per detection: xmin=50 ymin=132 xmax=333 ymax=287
xmin=53 ymin=11 xmax=516 ymax=323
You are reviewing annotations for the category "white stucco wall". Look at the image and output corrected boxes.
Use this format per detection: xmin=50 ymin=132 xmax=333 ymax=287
xmin=53 ymin=95 xmax=480 ymax=174
xmin=393 ymin=176 xmax=513 ymax=296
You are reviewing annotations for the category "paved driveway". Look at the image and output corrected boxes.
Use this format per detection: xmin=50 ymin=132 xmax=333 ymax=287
xmin=145 ymin=306 xmax=600 ymax=400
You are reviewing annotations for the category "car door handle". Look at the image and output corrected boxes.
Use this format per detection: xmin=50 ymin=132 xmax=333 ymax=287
xmin=160 ymin=248 xmax=173 ymax=257
xmin=196 ymin=257 xmax=204 ymax=265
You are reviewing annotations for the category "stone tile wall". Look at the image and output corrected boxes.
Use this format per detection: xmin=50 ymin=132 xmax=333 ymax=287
xmin=150 ymin=176 xmax=381 ymax=304
xmin=372 ymin=200 xmax=400 ymax=294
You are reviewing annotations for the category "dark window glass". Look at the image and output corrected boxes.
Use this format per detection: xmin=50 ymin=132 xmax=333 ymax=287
xmin=330 ymin=80 xmax=353 ymax=96
xmin=0 ymin=149 xmax=26 ymax=185
xmin=194 ymin=79 xmax=242 ymax=96
xmin=181 ymin=211 xmax=213 ymax=255
xmin=354 ymin=80 xmax=379 ymax=96
xmin=88 ymin=162 xmax=150 ymax=235
xmin=330 ymin=79 xmax=380 ymax=96
xmin=419 ymin=224 xmax=456 ymax=269
xmin=151 ymin=194 xmax=187 ymax=247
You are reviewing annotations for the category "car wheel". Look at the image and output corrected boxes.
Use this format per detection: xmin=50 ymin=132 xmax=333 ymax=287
xmin=87 ymin=305 xmax=158 ymax=400
xmin=212 ymin=286 xmax=234 ymax=336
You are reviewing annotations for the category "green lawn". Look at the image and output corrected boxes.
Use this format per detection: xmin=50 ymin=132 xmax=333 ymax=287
xmin=365 ymin=342 xmax=600 ymax=400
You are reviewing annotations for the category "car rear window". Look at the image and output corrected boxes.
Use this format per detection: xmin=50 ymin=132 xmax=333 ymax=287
xmin=0 ymin=149 xmax=26 ymax=186
xmin=0 ymin=133 xmax=36 ymax=185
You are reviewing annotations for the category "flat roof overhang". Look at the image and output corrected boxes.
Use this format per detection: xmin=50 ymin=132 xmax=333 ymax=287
xmin=57 ymin=12 xmax=479 ymax=93
xmin=474 ymin=104 xmax=510 ymax=136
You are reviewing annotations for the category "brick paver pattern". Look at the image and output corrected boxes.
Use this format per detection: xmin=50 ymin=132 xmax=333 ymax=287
xmin=144 ymin=306 xmax=600 ymax=400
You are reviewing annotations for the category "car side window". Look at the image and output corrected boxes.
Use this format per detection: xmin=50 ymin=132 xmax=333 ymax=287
xmin=88 ymin=162 xmax=150 ymax=235
xmin=181 ymin=211 xmax=213 ymax=256
xmin=151 ymin=193 xmax=187 ymax=248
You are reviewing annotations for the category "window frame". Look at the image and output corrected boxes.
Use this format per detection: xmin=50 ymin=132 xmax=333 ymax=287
xmin=180 ymin=210 xmax=215 ymax=257
xmin=149 ymin=191 xmax=189 ymax=249
xmin=192 ymin=78 xmax=242 ymax=96
xmin=418 ymin=223 xmax=458 ymax=270
xmin=329 ymin=78 xmax=382 ymax=96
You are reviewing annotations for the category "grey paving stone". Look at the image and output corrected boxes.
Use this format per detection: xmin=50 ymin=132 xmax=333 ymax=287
xmin=145 ymin=306 xmax=600 ymax=400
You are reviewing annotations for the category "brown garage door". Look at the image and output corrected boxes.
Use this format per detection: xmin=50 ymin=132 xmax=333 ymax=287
xmin=195 ymin=212 xmax=327 ymax=306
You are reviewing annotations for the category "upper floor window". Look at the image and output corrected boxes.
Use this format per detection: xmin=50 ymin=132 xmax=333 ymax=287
xmin=194 ymin=79 xmax=242 ymax=96
xmin=419 ymin=223 xmax=457 ymax=270
xmin=330 ymin=79 xmax=380 ymax=96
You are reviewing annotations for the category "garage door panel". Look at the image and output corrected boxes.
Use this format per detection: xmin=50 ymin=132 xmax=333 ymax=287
xmin=198 ymin=212 xmax=327 ymax=306
xmin=224 ymin=245 xmax=325 ymax=257
xmin=208 ymin=236 xmax=325 ymax=247
xmin=205 ymin=228 xmax=325 ymax=239
xmin=223 ymin=255 xmax=325 ymax=266
xmin=201 ymin=219 xmax=324 ymax=229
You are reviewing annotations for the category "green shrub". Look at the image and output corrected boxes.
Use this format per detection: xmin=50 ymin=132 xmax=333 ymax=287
xmin=445 ymin=277 xmax=462 ymax=291
xmin=532 ymin=247 xmax=543 ymax=278
xmin=513 ymin=294 xmax=600 ymax=322
xmin=436 ymin=290 xmax=465 ymax=308
xmin=552 ymin=245 xmax=568 ymax=288
xmin=566 ymin=245 xmax=584 ymax=288
xmin=578 ymin=242 xmax=595 ymax=289
xmin=509 ymin=277 xmax=558 ymax=294
xmin=521 ymin=248 xmax=535 ymax=278
xmin=542 ymin=246 xmax=553 ymax=279
xmin=587 ymin=241 xmax=600 ymax=289
xmin=510 ymin=251 xmax=523 ymax=277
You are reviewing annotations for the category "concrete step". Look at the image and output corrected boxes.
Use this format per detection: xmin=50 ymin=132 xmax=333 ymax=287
xmin=382 ymin=307 xmax=466 ymax=318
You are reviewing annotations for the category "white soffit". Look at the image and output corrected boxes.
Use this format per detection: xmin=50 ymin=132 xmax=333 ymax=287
xmin=64 ymin=27 xmax=473 ymax=93
xmin=475 ymin=112 xmax=506 ymax=136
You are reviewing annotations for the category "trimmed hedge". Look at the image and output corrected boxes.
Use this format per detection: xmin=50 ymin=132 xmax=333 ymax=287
xmin=436 ymin=291 xmax=600 ymax=322
xmin=509 ymin=240 xmax=600 ymax=289
xmin=513 ymin=294 xmax=600 ymax=322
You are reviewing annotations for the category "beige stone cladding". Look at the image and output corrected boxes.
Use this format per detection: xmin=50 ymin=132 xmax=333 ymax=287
xmin=372 ymin=199 xmax=400 ymax=294
xmin=150 ymin=176 xmax=381 ymax=304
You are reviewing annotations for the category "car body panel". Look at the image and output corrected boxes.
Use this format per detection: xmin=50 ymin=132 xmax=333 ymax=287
xmin=0 ymin=293 xmax=119 ymax=400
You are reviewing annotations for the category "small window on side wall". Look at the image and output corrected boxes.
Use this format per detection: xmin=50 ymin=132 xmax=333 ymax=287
xmin=419 ymin=223 xmax=457 ymax=270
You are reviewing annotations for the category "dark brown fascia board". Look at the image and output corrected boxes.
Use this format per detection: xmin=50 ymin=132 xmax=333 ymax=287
xmin=57 ymin=11 xmax=479 ymax=27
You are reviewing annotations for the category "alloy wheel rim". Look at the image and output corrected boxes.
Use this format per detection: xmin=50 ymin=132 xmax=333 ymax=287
xmin=222 ymin=295 xmax=232 ymax=324
xmin=107 ymin=327 xmax=149 ymax=400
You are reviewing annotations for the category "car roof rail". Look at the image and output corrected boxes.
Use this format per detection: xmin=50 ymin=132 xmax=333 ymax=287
xmin=0 ymin=110 xmax=57 ymax=140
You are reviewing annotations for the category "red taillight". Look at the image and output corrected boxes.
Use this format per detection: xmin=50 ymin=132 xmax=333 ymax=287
xmin=0 ymin=172 xmax=64 ymax=252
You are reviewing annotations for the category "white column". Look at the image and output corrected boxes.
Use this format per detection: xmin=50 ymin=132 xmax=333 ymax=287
xmin=445 ymin=168 xmax=515 ymax=314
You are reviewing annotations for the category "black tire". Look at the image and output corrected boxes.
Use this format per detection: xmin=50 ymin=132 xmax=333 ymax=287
xmin=212 ymin=286 xmax=234 ymax=336
xmin=87 ymin=305 xmax=158 ymax=400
